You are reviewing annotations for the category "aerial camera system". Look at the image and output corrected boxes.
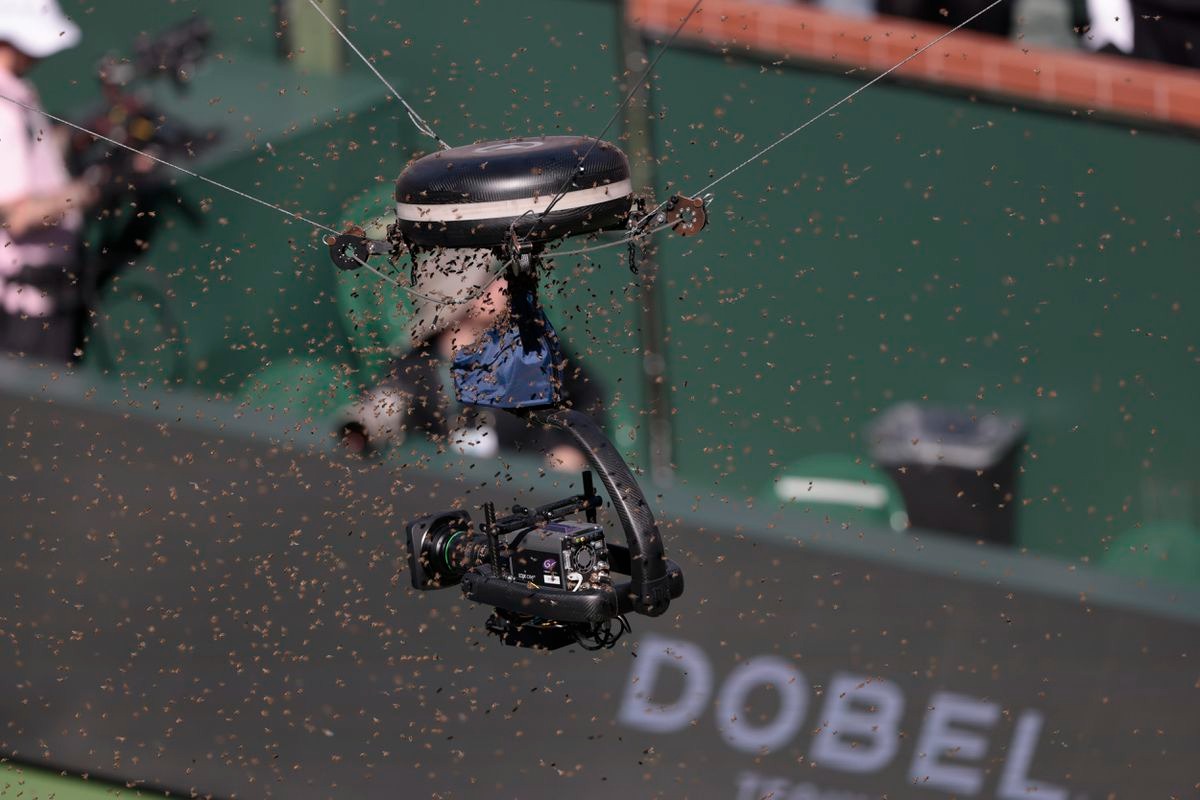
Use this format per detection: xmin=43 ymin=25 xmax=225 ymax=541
xmin=328 ymin=136 xmax=705 ymax=649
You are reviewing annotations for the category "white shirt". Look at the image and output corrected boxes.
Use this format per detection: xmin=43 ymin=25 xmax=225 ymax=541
xmin=0 ymin=67 xmax=81 ymax=316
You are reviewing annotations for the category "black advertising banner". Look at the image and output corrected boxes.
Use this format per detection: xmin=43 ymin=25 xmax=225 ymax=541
xmin=1 ymin=371 xmax=1197 ymax=798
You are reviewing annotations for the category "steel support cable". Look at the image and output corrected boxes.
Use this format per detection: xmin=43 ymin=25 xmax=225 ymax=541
xmin=304 ymin=0 xmax=450 ymax=150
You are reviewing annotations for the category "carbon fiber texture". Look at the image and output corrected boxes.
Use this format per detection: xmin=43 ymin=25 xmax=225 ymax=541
xmin=527 ymin=407 xmax=675 ymax=615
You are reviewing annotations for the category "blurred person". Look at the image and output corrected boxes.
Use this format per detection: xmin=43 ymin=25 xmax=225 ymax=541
xmin=340 ymin=248 xmax=607 ymax=473
xmin=0 ymin=0 xmax=97 ymax=362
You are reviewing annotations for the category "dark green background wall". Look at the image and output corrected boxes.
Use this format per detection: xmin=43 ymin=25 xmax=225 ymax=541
xmin=649 ymin=48 xmax=1200 ymax=561
xmin=34 ymin=0 xmax=1200 ymax=563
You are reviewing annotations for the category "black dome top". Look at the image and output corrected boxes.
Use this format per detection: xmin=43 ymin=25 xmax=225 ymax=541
xmin=395 ymin=136 xmax=630 ymax=205
xmin=393 ymin=136 xmax=633 ymax=248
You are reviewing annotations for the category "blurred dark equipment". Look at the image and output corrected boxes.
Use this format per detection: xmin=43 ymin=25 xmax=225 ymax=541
xmin=868 ymin=403 xmax=1026 ymax=545
xmin=876 ymin=0 xmax=1012 ymax=36
xmin=1129 ymin=0 xmax=1200 ymax=68
xmin=68 ymin=18 xmax=220 ymax=374
xmin=97 ymin=17 xmax=212 ymax=94
xmin=70 ymin=17 xmax=218 ymax=274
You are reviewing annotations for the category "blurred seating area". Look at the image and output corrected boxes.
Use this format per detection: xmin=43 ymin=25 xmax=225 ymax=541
xmin=637 ymin=0 xmax=1200 ymax=135
xmin=793 ymin=0 xmax=1200 ymax=68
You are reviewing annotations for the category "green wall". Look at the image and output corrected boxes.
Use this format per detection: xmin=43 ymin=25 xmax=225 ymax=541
xmin=651 ymin=48 xmax=1200 ymax=560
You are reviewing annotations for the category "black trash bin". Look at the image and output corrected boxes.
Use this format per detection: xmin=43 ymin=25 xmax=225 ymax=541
xmin=867 ymin=403 xmax=1025 ymax=545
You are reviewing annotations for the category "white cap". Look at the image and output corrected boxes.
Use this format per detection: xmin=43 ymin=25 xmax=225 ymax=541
xmin=0 ymin=0 xmax=80 ymax=59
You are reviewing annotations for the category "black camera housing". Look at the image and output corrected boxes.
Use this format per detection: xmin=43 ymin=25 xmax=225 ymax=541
xmin=507 ymin=520 xmax=610 ymax=590
xmin=403 ymin=409 xmax=685 ymax=649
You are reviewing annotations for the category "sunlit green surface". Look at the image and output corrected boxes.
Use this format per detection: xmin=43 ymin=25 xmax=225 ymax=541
xmin=0 ymin=763 xmax=147 ymax=799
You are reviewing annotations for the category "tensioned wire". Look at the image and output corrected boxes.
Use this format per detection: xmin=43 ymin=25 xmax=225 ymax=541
xmin=0 ymin=0 xmax=1008 ymax=305
xmin=0 ymin=88 xmax=458 ymax=305
xmin=690 ymin=0 xmax=1008 ymax=200
xmin=510 ymin=0 xmax=705 ymax=251
xmin=633 ymin=0 xmax=1009 ymax=227
xmin=303 ymin=0 xmax=450 ymax=150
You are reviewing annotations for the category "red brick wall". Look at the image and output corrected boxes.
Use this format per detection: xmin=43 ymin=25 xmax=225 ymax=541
xmin=629 ymin=0 xmax=1200 ymax=131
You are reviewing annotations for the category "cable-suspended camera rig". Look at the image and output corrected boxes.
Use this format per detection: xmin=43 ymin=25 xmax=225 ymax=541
xmin=0 ymin=0 xmax=1009 ymax=652
xmin=326 ymin=135 xmax=703 ymax=650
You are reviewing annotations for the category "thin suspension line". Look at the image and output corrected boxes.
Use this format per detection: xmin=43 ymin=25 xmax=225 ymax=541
xmin=0 ymin=88 xmax=463 ymax=305
xmin=0 ymin=79 xmax=600 ymax=303
xmin=351 ymin=257 xmax=434 ymax=302
xmin=349 ymin=254 xmax=482 ymax=307
xmin=0 ymin=90 xmax=341 ymax=236
xmin=515 ymin=0 xmax=704 ymax=249
xmin=690 ymin=0 xmax=1008 ymax=200
xmin=549 ymin=219 xmax=677 ymax=258
xmin=360 ymin=217 xmax=678 ymax=312
xmin=304 ymin=0 xmax=450 ymax=150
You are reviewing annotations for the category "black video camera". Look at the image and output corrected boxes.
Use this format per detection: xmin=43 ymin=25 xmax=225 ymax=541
xmin=71 ymin=18 xmax=221 ymax=294
xmin=406 ymin=409 xmax=684 ymax=650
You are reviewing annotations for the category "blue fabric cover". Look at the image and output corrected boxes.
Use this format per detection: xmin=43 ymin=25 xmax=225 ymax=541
xmin=451 ymin=308 xmax=563 ymax=409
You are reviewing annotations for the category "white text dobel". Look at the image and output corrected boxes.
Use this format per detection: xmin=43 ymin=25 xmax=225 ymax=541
xmin=618 ymin=635 xmax=1067 ymax=799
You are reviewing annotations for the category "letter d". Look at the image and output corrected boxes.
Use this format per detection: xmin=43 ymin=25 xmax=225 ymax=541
xmin=617 ymin=634 xmax=713 ymax=733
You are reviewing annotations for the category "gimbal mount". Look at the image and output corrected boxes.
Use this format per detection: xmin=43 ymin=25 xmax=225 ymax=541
xmin=407 ymin=408 xmax=684 ymax=650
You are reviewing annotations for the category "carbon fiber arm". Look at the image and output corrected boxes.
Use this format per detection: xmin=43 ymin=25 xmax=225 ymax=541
xmin=525 ymin=407 xmax=676 ymax=616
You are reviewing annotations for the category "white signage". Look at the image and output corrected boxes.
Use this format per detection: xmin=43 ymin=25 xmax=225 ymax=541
xmin=618 ymin=635 xmax=1068 ymax=799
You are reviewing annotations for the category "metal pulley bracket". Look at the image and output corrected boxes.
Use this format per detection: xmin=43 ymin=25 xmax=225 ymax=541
xmin=663 ymin=194 xmax=708 ymax=237
xmin=626 ymin=196 xmax=649 ymax=274
xmin=323 ymin=225 xmax=395 ymax=271
xmin=500 ymin=222 xmax=539 ymax=268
